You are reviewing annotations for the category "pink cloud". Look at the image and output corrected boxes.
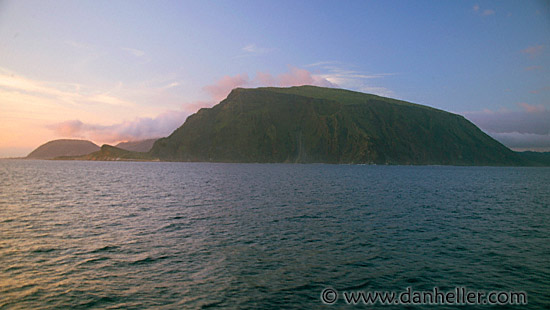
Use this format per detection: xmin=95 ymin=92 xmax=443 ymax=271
xmin=52 ymin=120 xmax=86 ymax=137
xmin=524 ymin=66 xmax=542 ymax=71
xmin=516 ymin=102 xmax=547 ymax=113
xmin=278 ymin=67 xmax=316 ymax=86
xmin=47 ymin=67 xmax=339 ymax=144
xmin=529 ymin=86 xmax=550 ymax=94
xmin=48 ymin=110 xmax=190 ymax=144
xmin=183 ymin=100 xmax=216 ymax=112
xmin=277 ymin=67 xmax=335 ymax=87
xmin=521 ymin=45 xmax=544 ymax=58
xmin=202 ymin=67 xmax=337 ymax=103
xmin=255 ymin=71 xmax=277 ymax=86
xmin=255 ymin=66 xmax=337 ymax=88
xmin=203 ymin=73 xmax=250 ymax=102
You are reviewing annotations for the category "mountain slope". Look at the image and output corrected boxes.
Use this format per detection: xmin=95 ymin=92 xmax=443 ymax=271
xmin=116 ymin=139 xmax=158 ymax=152
xmin=27 ymin=139 xmax=100 ymax=159
xmin=150 ymin=86 xmax=523 ymax=165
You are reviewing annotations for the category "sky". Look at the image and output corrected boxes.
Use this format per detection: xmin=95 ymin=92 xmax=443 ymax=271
xmin=0 ymin=0 xmax=549 ymax=157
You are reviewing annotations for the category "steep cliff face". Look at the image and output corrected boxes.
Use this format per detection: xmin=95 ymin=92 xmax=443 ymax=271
xmin=150 ymin=86 xmax=522 ymax=165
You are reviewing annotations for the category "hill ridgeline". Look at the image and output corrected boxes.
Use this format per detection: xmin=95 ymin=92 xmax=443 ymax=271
xmin=149 ymin=85 xmax=523 ymax=165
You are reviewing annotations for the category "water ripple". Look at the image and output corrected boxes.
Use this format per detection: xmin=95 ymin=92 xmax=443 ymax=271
xmin=0 ymin=160 xmax=549 ymax=309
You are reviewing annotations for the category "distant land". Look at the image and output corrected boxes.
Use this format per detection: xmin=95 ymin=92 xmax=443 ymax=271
xmin=26 ymin=139 xmax=100 ymax=159
xmin=28 ymin=86 xmax=550 ymax=166
xmin=26 ymin=138 xmax=158 ymax=160
xmin=519 ymin=151 xmax=550 ymax=166
xmin=57 ymin=145 xmax=157 ymax=161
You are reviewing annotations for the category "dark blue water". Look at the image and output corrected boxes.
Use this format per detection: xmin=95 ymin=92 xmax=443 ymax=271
xmin=0 ymin=160 xmax=549 ymax=309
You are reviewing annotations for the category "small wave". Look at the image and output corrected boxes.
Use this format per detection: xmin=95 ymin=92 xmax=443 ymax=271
xmin=89 ymin=245 xmax=119 ymax=254
xmin=78 ymin=256 xmax=109 ymax=266
xmin=406 ymin=277 xmax=420 ymax=284
xmin=3 ymin=264 xmax=22 ymax=272
xmin=129 ymin=255 xmax=170 ymax=266
xmin=31 ymin=247 xmax=57 ymax=253
xmin=77 ymin=295 xmax=117 ymax=308
xmin=200 ymin=299 xmax=225 ymax=308
xmin=348 ymin=261 xmax=374 ymax=268
xmin=342 ymin=280 xmax=371 ymax=291
xmin=281 ymin=283 xmax=318 ymax=293
xmin=159 ymin=222 xmax=186 ymax=232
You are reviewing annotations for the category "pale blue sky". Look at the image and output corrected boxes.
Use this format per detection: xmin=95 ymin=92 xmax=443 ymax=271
xmin=0 ymin=0 xmax=549 ymax=156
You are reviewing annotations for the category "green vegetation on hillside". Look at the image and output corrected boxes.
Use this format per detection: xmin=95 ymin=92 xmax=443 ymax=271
xmin=115 ymin=139 xmax=158 ymax=152
xmin=150 ymin=86 xmax=524 ymax=165
xmin=517 ymin=151 xmax=550 ymax=166
xmin=57 ymin=145 xmax=157 ymax=161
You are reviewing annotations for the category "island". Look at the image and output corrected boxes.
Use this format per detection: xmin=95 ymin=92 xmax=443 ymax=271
xmin=29 ymin=86 xmax=550 ymax=166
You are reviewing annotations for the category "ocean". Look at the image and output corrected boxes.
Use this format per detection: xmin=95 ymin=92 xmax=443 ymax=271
xmin=1 ymin=160 xmax=549 ymax=309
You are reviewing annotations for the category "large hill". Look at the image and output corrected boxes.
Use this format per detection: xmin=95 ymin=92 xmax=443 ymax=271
xmin=27 ymin=139 xmax=100 ymax=159
xmin=150 ymin=85 xmax=523 ymax=165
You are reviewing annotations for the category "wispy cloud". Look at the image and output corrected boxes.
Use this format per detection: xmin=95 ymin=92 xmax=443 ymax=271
xmin=203 ymin=73 xmax=251 ymax=102
xmin=0 ymin=67 xmax=186 ymax=151
xmin=48 ymin=110 xmax=189 ymax=143
xmin=238 ymin=43 xmax=275 ymax=57
xmin=60 ymin=67 xmax=337 ymax=142
xmin=304 ymin=61 xmax=341 ymax=68
xmin=64 ymin=40 xmax=105 ymax=69
xmin=34 ymin=65 xmax=388 ymax=146
xmin=516 ymin=102 xmax=547 ymax=113
xmin=521 ymin=45 xmax=544 ymax=58
xmin=65 ymin=40 xmax=95 ymax=50
xmin=197 ymin=64 xmax=394 ymax=114
xmin=259 ymin=67 xmax=336 ymax=88
xmin=463 ymin=106 xmax=550 ymax=151
xmin=42 ymin=72 xmax=251 ymax=144
xmin=464 ymin=105 xmax=549 ymax=135
xmin=242 ymin=43 xmax=272 ymax=54
xmin=487 ymin=132 xmax=550 ymax=152
xmin=530 ymin=86 xmax=550 ymax=94
xmin=524 ymin=65 xmax=542 ymax=71
xmin=161 ymin=81 xmax=181 ymax=90
xmin=473 ymin=4 xmax=495 ymax=16
xmin=202 ymin=67 xmax=337 ymax=102
xmin=0 ymin=67 xmax=134 ymax=108
xmin=122 ymin=47 xmax=145 ymax=57
xmin=307 ymin=61 xmax=396 ymax=97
